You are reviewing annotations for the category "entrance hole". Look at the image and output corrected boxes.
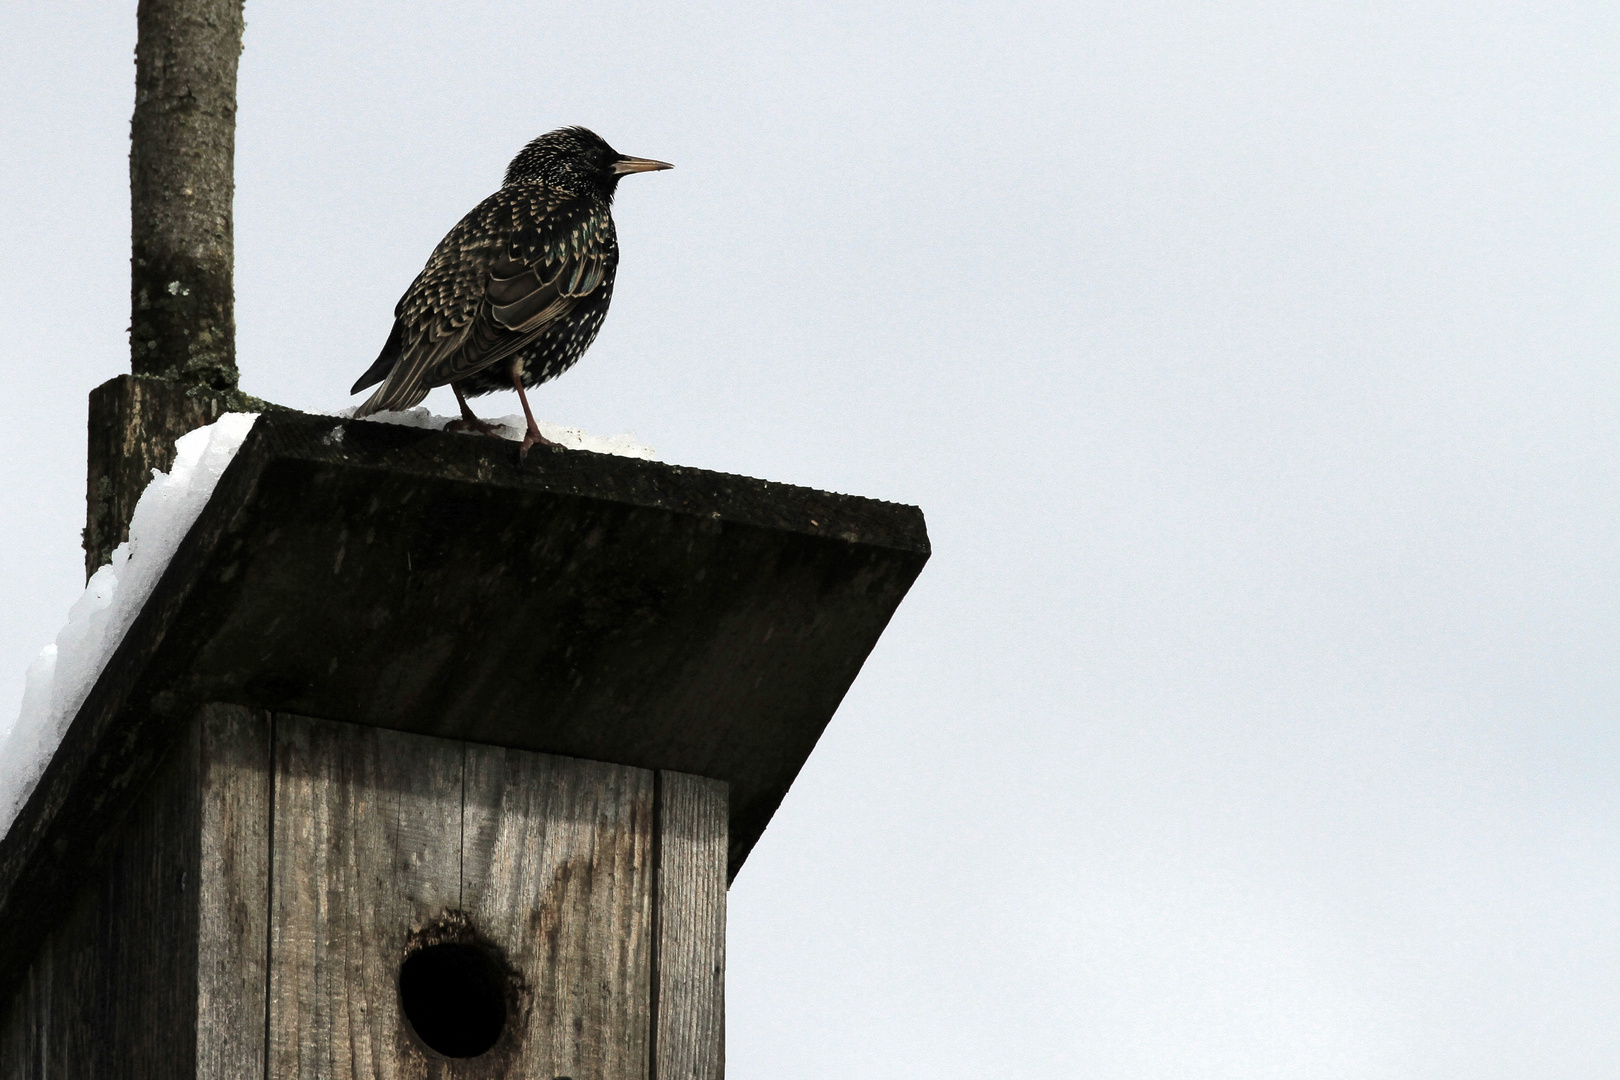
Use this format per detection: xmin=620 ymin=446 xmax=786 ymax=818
xmin=399 ymin=941 xmax=508 ymax=1058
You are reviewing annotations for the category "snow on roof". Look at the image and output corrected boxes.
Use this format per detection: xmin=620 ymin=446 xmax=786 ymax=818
xmin=0 ymin=408 xmax=655 ymax=838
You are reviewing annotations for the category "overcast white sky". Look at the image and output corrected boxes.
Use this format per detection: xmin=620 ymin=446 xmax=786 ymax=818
xmin=5 ymin=1 xmax=1620 ymax=1075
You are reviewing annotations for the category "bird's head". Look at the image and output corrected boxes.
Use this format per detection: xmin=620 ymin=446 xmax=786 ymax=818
xmin=503 ymin=127 xmax=672 ymax=199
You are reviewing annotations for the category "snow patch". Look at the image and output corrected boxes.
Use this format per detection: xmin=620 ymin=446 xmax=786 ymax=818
xmin=0 ymin=413 xmax=259 ymax=837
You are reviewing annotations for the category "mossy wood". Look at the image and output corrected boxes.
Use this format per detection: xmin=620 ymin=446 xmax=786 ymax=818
xmin=86 ymin=375 xmax=231 ymax=575
xmin=86 ymin=375 xmax=286 ymax=577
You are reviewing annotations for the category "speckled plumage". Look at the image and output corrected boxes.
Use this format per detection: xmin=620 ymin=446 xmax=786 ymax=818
xmin=351 ymin=128 xmax=668 ymax=426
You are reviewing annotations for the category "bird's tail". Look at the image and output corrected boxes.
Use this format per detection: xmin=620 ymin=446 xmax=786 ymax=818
xmin=351 ymin=320 xmax=403 ymax=397
xmin=351 ymin=318 xmax=433 ymax=416
xmin=354 ymin=378 xmax=432 ymax=418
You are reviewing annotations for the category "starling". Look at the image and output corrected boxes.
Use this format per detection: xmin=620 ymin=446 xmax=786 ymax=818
xmin=350 ymin=127 xmax=671 ymax=453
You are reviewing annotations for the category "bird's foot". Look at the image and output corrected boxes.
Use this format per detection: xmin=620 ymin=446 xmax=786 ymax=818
xmin=518 ymin=427 xmax=561 ymax=459
xmin=445 ymin=418 xmax=506 ymax=439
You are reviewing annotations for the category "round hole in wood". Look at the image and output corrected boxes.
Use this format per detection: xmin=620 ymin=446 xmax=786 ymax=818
xmin=399 ymin=941 xmax=507 ymax=1058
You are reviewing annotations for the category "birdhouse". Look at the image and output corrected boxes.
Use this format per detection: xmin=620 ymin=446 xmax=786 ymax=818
xmin=0 ymin=389 xmax=928 ymax=1079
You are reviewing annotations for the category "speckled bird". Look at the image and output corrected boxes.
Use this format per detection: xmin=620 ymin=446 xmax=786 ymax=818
xmin=350 ymin=127 xmax=671 ymax=452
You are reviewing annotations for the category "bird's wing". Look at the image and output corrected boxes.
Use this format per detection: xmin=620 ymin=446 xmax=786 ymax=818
xmin=356 ymin=187 xmax=615 ymax=414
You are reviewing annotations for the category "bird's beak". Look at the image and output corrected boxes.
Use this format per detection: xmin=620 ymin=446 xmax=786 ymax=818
xmin=611 ymin=156 xmax=674 ymax=175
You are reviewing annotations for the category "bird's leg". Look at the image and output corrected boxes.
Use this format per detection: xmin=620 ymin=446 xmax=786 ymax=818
xmin=510 ymin=361 xmax=560 ymax=457
xmin=444 ymin=382 xmax=504 ymax=438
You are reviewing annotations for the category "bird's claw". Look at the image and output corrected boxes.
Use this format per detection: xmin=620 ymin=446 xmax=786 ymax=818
xmin=518 ymin=429 xmax=561 ymax=460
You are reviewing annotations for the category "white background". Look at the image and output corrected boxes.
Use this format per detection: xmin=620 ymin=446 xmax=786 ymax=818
xmin=4 ymin=1 xmax=1619 ymax=1075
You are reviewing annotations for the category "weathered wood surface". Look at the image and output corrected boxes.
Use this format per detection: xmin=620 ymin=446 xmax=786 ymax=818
xmin=1 ymin=707 xmax=728 ymax=1078
xmin=269 ymin=715 xmax=464 ymax=1080
xmin=35 ymin=913 xmax=89 ymax=1080
xmin=39 ymin=711 xmax=201 ymax=1080
xmin=653 ymin=773 xmax=728 ymax=1080
xmin=2 ymin=408 xmax=926 ymax=965
xmin=0 ymin=958 xmax=44 ymax=1080
xmin=270 ymin=715 xmax=665 ymax=1079
xmin=85 ymin=374 xmax=233 ymax=575
xmin=462 ymin=744 xmax=655 ymax=1079
xmin=0 ymin=705 xmax=271 ymax=1079
xmin=197 ymin=703 xmax=273 ymax=1080
xmin=131 ymin=0 xmax=244 ymax=392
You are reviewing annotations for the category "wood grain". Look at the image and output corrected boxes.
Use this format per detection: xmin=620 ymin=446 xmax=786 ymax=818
xmin=56 ymin=714 xmax=199 ymax=1080
xmin=653 ymin=773 xmax=728 ymax=1080
xmin=0 ymin=941 xmax=45 ymax=1080
xmin=462 ymin=745 xmax=655 ymax=1080
xmin=196 ymin=703 xmax=272 ymax=1080
xmin=0 ymin=704 xmax=268 ymax=1079
xmin=268 ymin=716 xmax=662 ymax=1078
xmin=0 ymin=707 xmax=727 ymax=1079
xmin=0 ymin=971 xmax=23 ymax=1080
xmin=268 ymin=715 xmax=464 ymax=1080
xmin=0 ymin=706 xmax=237 ymax=1079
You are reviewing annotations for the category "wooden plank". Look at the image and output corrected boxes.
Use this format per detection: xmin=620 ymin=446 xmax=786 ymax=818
xmin=267 ymin=715 xmax=464 ymax=1080
xmin=0 ymin=704 xmax=269 ymax=1080
xmin=43 ymin=873 xmax=108 ymax=1079
xmin=25 ymin=718 xmax=203 ymax=1080
xmin=0 ymin=965 xmax=27 ymax=1080
xmin=196 ymin=703 xmax=272 ymax=1080
xmin=461 ymin=745 xmax=656 ymax=1080
xmin=97 ymin=722 xmax=202 ymax=1079
xmin=0 ymin=717 xmax=208 ymax=1078
xmin=0 ymin=941 xmax=46 ymax=1080
xmin=653 ymin=773 xmax=728 ymax=1080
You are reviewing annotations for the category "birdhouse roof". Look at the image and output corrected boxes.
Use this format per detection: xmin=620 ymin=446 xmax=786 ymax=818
xmin=0 ymin=411 xmax=927 ymax=929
